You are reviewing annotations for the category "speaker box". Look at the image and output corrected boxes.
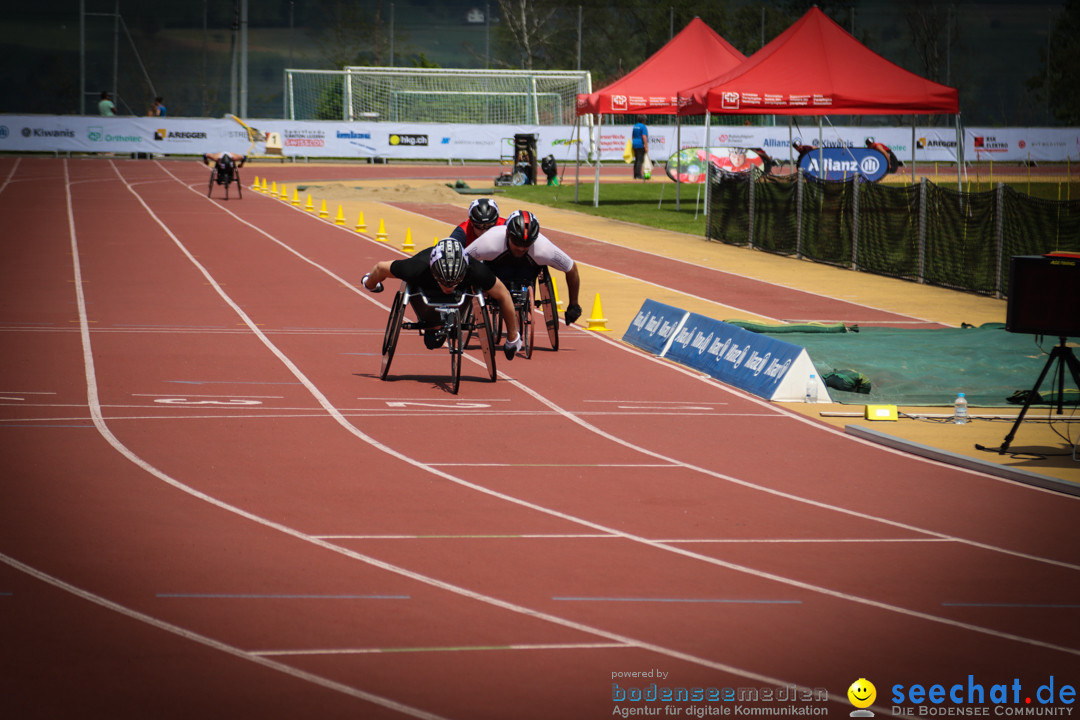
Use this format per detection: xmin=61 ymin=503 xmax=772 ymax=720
xmin=1006 ymin=254 xmax=1080 ymax=337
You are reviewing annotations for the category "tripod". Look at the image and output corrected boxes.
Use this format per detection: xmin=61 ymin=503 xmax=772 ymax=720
xmin=998 ymin=336 xmax=1080 ymax=455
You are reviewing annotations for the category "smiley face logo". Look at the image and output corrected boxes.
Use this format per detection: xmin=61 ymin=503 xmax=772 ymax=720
xmin=848 ymin=678 xmax=877 ymax=709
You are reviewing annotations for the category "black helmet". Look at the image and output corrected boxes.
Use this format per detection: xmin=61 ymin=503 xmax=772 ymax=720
xmin=468 ymin=198 xmax=499 ymax=226
xmin=505 ymin=210 xmax=540 ymax=248
xmin=430 ymin=238 xmax=468 ymax=287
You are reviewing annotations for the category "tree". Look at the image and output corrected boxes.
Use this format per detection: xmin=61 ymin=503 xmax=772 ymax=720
xmin=1029 ymin=0 xmax=1080 ymax=124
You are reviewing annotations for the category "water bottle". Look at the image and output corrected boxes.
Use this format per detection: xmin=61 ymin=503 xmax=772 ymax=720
xmin=953 ymin=392 xmax=968 ymax=424
xmin=805 ymin=374 xmax=817 ymax=403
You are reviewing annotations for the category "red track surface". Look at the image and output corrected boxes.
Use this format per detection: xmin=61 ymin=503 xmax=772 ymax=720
xmin=1 ymin=157 xmax=1078 ymax=719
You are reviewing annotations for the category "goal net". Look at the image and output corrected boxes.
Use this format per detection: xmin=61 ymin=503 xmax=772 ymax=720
xmin=284 ymin=67 xmax=591 ymax=125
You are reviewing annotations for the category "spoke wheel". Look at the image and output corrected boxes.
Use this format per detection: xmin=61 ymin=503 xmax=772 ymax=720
xmin=380 ymin=290 xmax=405 ymax=380
xmin=473 ymin=297 xmax=497 ymax=382
xmin=448 ymin=314 xmax=463 ymax=394
xmin=539 ymin=268 xmax=559 ymax=351
xmin=521 ymin=286 xmax=535 ymax=359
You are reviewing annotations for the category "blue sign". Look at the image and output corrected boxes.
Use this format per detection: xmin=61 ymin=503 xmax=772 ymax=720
xmin=663 ymin=314 xmax=805 ymax=400
xmin=798 ymin=147 xmax=888 ymax=181
xmin=622 ymin=299 xmax=688 ymax=356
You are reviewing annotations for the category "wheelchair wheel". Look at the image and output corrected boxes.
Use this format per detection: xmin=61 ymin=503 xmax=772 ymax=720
xmin=380 ymin=290 xmax=406 ymax=380
xmin=447 ymin=311 xmax=463 ymax=395
xmin=520 ymin=285 xmax=535 ymax=359
xmin=537 ymin=267 xmax=559 ymax=351
xmin=235 ymin=170 xmax=243 ymax=199
xmin=471 ymin=296 xmax=497 ymax=382
xmin=208 ymin=169 xmax=216 ymax=197
xmin=489 ymin=301 xmax=504 ymax=345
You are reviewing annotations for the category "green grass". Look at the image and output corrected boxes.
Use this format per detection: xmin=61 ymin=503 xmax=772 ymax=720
xmin=497 ymin=180 xmax=710 ymax=237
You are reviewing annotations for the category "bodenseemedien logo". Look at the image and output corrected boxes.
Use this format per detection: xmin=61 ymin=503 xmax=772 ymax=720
xmin=849 ymin=679 xmax=877 ymax=717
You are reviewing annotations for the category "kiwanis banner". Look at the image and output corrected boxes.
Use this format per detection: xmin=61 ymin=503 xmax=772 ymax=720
xmin=623 ymin=300 xmax=830 ymax=403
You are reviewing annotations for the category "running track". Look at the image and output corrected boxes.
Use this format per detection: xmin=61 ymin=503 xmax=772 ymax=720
xmin=1 ymin=157 xmax=1078 ymax=719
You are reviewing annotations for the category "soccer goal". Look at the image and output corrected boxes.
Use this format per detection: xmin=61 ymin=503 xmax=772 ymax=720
xmin=284 ymin=67 xmax=591 ymax=125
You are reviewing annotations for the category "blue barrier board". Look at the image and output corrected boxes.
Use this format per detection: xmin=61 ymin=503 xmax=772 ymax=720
xmin=664 ymin=313 xmax=806 ymax=399
xmin=622 ymin=299 xmax=689 ymax=356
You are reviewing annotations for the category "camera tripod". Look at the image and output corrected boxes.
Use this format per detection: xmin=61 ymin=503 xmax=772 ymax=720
xmin=997 ymin=336 xmax=1080 ymax=455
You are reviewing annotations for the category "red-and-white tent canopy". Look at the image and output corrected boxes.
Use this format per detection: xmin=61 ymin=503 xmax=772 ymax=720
xmin=677 ymin=7 xmax=958 ymax=116
xmin=576 ymin=17 xmax=745 ymax=116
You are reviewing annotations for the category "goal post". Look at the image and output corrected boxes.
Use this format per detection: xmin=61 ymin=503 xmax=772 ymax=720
xmin=284 ymin=67 xmax=591 ymax=125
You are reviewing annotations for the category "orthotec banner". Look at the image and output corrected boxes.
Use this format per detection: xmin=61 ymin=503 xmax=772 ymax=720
xmin=1 ymin=115 xmax=1077 ymax=163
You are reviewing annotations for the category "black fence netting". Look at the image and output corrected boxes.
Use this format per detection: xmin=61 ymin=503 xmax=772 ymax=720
xmin=707 ymin=172 xmax=1080 ymax=297
xmin=855 ymin=181 xmax=919 ymax=280
xmin=923 ymin=184 xmax=999 ymax=294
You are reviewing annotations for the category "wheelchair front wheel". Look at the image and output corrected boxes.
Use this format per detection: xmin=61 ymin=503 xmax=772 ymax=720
xmin=380 ymin=290 xmax=406 ymax=380
xmin=208 ymin=169 xmax=216 ymax=197
xmin=520 ymin=286 xmax=535 ymax=359
xmin=447 ymin=312 xmax=463 ymax=394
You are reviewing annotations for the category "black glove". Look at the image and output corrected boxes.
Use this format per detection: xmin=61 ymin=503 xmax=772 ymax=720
xmin=362 ymin=273 xmax=384 ymax=293
xmin=565 ymin=303 xmax=582 ymax=326
xmin=503 ymin=333 xmax=522 ymax=360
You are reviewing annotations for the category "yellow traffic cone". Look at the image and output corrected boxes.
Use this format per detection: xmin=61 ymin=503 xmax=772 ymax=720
xmin=291 ymin=188 xmax=300 ymax=206
xmin=279 ymin=184 xmax=287 ymax=201
xmin=252 ymin=175 xmax=261 ymax=192
xmin=334 ymin=204 xmax=345 ymax=225
xmin=551 ymin=274 xmax=564 ymax=309
xmin=376 ymin=219 xmax=388 ymax=242
xmin=585 ymin=293 xmax=611 ymax=332
xmin=261 ymin=177 xmax=269 ymax=193
xmin=402 ymin=227 xmax=415 ymax=252
xmin=304 ymin=194 xmax=314 ymax=212
xmin=270 ymin=181 xmax=277 ymax=196
xmin=355 ymin=211 xmax=367 ymax=233
xmin=318 ymin=199 xmax=328 ymax=218
xmin=433 ymin=236 xmax=440 ymax=246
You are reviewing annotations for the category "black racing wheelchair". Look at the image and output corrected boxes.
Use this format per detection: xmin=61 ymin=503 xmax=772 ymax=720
xmin=207 ymin=155 xmax=242 ymax=200
xmin=486 ymin=266 xmax=559 ymax=359
xmin=380 ymin=281 xmax=498 ymax=394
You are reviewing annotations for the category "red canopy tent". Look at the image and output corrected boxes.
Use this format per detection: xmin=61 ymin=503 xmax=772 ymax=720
xmin=675 ymin=6 xmax=960 ymax=208
xmin=576 ymin=17 xmax=745 ymax=116
xmin=573 ymin=18 xmax=746 ymax=205
xmin=677 ymin=6 xmax=958 ymax=117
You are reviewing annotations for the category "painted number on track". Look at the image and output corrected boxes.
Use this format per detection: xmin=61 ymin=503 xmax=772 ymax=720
xmin=385 ymin=401 xmax=490 ymax=409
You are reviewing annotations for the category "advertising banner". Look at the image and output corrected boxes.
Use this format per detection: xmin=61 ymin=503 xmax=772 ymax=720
xmin=1 ymin=115 xmax=1076 ymax=165
xmin=622 ymin=300 xmax=689 ymax=356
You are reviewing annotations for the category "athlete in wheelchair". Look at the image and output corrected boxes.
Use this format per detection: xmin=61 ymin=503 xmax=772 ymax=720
xmin=465 ymin=210 xmax=582 ymax=359
xmin=362 ymin=238 xmax=521 ymax=394
xmin=203 ymin=151 xmax=246 ymax=199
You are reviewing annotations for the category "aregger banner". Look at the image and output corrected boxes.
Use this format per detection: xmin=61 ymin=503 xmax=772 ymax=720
xmin=1 ymin=115 xmax=1077 ymax=164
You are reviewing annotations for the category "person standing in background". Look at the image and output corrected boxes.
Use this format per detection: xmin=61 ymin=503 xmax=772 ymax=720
xmin=149 ymin=97 xmax=166 ymax=117
xmin=631 ymin=116 xmax=649 ymax=180
xmin=98 ymin=91 xmax=117 ymax=117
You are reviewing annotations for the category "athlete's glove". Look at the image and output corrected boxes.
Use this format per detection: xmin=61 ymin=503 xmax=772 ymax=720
xmin=362 ymin=273 xmax=384 ymax=293
xmin=565 ymin=303 xmax=583 ymax=326
xmin=503 ymin=333 xmax=522 ymax=360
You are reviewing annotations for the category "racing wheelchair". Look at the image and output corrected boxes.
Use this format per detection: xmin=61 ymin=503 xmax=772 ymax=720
xmin=380 ymin=281 xmax=497 ymax=394
xmin=208 ymin=156 xmax=242 ymax=200
xmin=486 ymin=266 xmax=559 ymax=359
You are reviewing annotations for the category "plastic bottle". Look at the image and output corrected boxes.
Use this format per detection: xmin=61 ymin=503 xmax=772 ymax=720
xmin=953 ymin=392 xmax=968 ymax=424
xmin=805 ymin=374 xmax=817 ymax=403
